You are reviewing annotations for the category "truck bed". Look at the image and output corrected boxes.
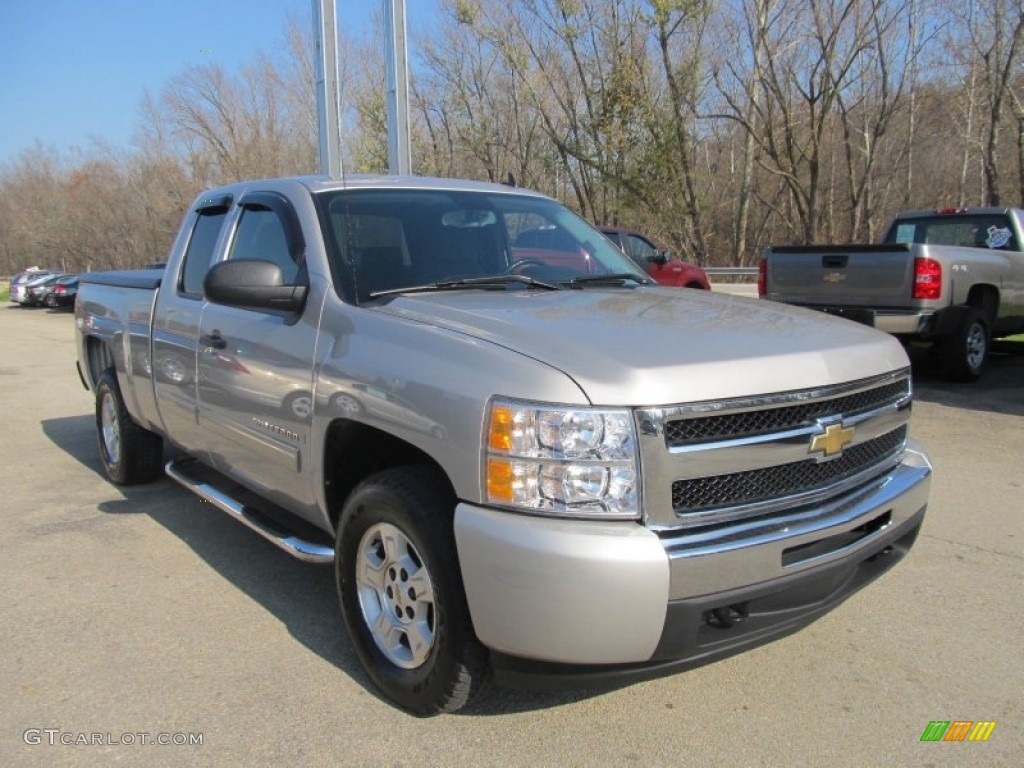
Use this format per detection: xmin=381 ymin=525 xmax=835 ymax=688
xmin=79 ymin=269 xmax=163 ymax=290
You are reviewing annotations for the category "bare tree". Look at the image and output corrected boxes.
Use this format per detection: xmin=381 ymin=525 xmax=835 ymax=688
xmin=948 ymin=0 xmax=1024 ymax=204
xmin=714 ymin=1 xmax=888 ymax=243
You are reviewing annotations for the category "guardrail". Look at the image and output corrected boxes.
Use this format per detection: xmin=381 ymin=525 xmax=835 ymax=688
xmin=704 ymin=267 xmax=758 ymax=277
xmin=705 ymin=266 xmax=758 ymax=297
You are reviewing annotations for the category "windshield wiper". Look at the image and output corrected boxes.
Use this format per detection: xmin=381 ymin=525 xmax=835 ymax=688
xmin=562 ymin=273 xmax=650 ymax=288
xmin=368 ymin=274 xmax=561 ymax=299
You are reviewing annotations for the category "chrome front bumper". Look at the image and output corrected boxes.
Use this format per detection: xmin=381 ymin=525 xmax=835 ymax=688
xmin=454 ymin=443 xmax=931 ymax=667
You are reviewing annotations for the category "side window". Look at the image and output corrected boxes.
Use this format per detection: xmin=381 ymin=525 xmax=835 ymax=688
xmin=228 ymin=206 xmax=301 ymax=284
xmin=179 ymin=210 xmax=228 ymax=297
xmin=625 ymin=235 xmax=657 ymax=262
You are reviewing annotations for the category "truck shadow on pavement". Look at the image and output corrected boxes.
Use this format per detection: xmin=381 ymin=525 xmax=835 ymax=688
xmin=40 ymin=413 xmax=599 ymax=716
xmin=908 ymin=341 xmax=1024 ymax=416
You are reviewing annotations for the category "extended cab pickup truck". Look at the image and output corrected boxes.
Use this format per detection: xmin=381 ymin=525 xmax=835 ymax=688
xmin=76 ymin=175 xmax=932 ymax=715
xmin=761 ymin=207 xmax=1024 ymax=380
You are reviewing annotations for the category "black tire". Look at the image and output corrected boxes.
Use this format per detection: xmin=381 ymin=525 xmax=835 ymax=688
xmin=95 ymin=368 xmax=164 ymax=484
xmin=45 ymin=294 xmax=58 ymax=308
xmin=936 ymin=307 xmax=989 ymax=382
xmin=336 ymin=466 xmax=489 ymax=715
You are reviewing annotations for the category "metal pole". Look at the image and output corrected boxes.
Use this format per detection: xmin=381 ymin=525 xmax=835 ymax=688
xmin=312 ymin=0 xmax=342 ymax=178
xmin=384 ymin=0 xmax=411 ymax=175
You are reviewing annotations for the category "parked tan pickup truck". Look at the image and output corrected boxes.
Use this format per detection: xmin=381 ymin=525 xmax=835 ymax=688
xmin=76 ymin=175 xmax=932 ymax=714
xmin=761 ymin=207 xmax=1024 ymax=380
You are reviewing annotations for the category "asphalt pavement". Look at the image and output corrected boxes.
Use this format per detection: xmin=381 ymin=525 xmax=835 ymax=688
xmin=1 ymin=304 xmax=1021 ymax=767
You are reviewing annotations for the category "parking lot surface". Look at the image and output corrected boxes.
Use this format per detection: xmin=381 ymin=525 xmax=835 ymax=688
xmin=2 ymin=305 xmax=1021 ymax=767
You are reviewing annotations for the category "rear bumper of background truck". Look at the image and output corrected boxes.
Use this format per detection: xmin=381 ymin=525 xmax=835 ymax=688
xmin=778 ymin=302 xmax=964 ymax=338
xmin=454 ymin=442 xmax=931 ymax=684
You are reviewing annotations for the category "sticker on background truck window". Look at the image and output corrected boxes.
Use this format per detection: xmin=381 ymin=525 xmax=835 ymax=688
xmin=985 ymin=226 xmax=1011 ymax=248
xmin=894 ymin=224 xmax=916 ymax=243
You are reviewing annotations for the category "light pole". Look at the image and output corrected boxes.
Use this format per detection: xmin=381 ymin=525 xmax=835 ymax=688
xmin=312 ymin=0 xmax=342 ymax=178
xmin=384 ymin=0 xmax=411 ymax=175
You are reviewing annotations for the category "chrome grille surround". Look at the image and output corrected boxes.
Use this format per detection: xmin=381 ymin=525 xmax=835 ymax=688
xmin=635 ymin=369 xmax=913 ymax=531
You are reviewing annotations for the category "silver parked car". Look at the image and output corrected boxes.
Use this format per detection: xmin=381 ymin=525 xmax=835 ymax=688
xmin=10 ymin=269 xmax=64 ymax=306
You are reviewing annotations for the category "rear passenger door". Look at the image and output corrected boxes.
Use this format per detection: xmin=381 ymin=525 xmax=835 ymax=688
xmin=196 ymin=191 xmax=318 ymax=509
xmin=151 ymin=197 xmax=230 ymax=455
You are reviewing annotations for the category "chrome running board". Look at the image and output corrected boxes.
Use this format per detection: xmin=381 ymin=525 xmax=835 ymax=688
xmin=165 ymin=458 xmax=334 ymax=564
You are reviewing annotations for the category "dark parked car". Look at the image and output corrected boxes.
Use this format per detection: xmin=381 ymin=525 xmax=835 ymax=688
xmin=25 ymin=274 xmax=69 ymax=307
xmin=9 ymin=269 xmax=64 ymax=305
xmin=599 ymin=226 xmax=710 ymax=289
xmin=48 ymin=276 xmax=79 ymax=308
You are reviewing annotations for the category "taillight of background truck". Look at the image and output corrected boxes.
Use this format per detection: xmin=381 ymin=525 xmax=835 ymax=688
xmin=913 ymin=257 xmax=942 ymax=300
xmin=758 ymin=257 xmax=767 ymax=296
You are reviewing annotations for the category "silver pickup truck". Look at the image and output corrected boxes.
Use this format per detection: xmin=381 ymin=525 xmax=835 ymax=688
xmin=75 ymin=175 xmax=932 ymax=715
xmin=762 ymin=207 xmax=1024 ymax=380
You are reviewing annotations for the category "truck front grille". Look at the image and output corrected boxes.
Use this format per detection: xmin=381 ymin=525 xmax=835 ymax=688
xmin=665 ymin=379 xmax=909 ymax=447
xmin=671 ymin=426 xmax=907 ymax=514
xmin=636 ymin=369 xmax=914 ymax=531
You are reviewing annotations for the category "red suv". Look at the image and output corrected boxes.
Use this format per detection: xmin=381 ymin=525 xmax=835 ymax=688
xmin=599 ymin=226 xmax=710 ymax=289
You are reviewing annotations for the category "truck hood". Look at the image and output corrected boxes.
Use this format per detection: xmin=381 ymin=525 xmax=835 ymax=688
xmin=369 ymin=287 xmax=909 ymax=405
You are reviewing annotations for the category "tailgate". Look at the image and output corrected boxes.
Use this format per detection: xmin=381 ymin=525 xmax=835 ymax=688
xmin=765 ymin=243 xmax=913 ymax=308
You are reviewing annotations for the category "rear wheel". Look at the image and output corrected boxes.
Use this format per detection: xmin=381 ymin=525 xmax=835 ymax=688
xmin=936 ymin=307 xmax=989 ymax=381
xmin=95 ymin=368 xmax=164 ymax=484
xmin=336 ymin=466 xmax=489 ymax=715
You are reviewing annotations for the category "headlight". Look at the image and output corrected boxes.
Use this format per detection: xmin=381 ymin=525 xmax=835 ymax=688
xmin=484 ymin=399 xmax=639 ymax=519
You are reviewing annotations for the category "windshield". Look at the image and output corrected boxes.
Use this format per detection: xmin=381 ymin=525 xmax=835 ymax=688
xmin=317 ymin=189 xmax=648 ymax=303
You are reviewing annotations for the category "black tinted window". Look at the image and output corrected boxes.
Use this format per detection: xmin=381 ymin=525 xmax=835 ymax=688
xmin=180 ymin=211 xmax=227 ymax=296
xmin=228 ymin=207 xmax=300 ymax=284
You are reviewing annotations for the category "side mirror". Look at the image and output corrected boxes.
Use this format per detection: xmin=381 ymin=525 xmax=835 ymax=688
xmin=648 ymin=250 xmax=670 ymax=266
xmin=204 ymin=259 xmax=307 ymax=313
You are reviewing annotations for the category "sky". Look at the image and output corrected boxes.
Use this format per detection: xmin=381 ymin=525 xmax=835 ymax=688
xmin=0 ymin=0 xmax=440 ymax=165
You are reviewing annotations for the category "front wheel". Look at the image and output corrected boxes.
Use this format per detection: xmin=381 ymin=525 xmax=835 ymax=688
xmin=936 ymin=307 xmax=989 ymax=382
xmin=95 ymin=368 xmax=164 ymax=484
xmin=336 ymin=466 xmax=489 ymax=715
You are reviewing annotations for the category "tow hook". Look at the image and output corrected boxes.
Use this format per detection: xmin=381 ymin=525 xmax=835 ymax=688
xmin=705 ymin=603 xmax=750 ymax=630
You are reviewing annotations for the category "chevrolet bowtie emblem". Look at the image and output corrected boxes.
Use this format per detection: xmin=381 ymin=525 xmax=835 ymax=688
xmin=809 ymin=422 xmax=854 ymax=458
xmin=823 ymin=272 xmax=847 ymax=283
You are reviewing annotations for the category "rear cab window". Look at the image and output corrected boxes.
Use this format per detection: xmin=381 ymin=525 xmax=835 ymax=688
xmin=886 ymin=214 xmax=1018 ymax=251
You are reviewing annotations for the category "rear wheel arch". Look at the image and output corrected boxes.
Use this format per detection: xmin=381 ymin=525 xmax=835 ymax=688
xmin=966 ymin=284 xmax=999 ymax=322
xmin=936 ymin=306 xmax=990 ymax=381
xmin=85 ymin=337 xmax=116 ymax=389
xmin=94 ymin=368 xmax=164 ymax=484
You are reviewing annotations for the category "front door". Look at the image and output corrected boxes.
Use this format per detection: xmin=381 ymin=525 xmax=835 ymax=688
xmin=197 ymin=193 xmax=318 ymax=510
